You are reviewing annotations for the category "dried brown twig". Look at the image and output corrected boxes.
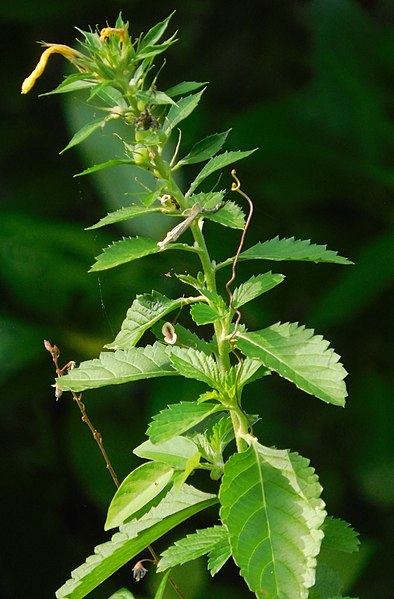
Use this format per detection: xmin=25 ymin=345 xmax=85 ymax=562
xmin=44 ymin=339 xmax=120 ymax=487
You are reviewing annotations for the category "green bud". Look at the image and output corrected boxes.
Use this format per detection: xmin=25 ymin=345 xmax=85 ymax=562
xmin=132 ymin=144 xmax=150 ymax=165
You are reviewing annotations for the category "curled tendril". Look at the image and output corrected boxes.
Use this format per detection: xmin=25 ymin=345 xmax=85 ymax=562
xmin=225 ymin=170 xmax=255 ymax=436
xmin=226 ymin=169 xmax=254 ymax=341
xmin=231 ymin=169 xmax=241 ymax=192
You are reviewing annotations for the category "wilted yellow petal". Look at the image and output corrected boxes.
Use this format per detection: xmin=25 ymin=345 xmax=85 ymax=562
xmin=21 ymin=44 xmax=81 ymax=94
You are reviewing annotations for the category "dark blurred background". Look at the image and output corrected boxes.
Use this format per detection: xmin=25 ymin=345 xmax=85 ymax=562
xmin=2 ymin=0 xmax=394 ymax=597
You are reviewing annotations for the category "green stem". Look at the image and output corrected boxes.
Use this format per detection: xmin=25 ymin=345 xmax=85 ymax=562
xmin=152 ymin=160 xmax=249 ymax=451
xmin=189 ymin=219 xmax=233 ymax=372
xmin=189 ymin=220 xmax=216 ymax=292
xmin=190 ymin=220 xmax=249 ymax=452
xmin=230 ymin=406 xmax=249 ymax=452
xmin=158 ymin=169 xmax=231 ymax=367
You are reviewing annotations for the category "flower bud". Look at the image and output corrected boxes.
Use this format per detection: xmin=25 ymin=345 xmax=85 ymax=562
xmin=43 ymin=339 xmax=53 ymax=353
xmin=51 ymin=383 xmax=63 ymax=401
xmin=132 ymin=144 xmax=150 ymax=165
xmin=132 ymin=560 xmax=152 ymax=581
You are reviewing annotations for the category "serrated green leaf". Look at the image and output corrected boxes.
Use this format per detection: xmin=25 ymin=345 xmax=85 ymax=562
xmin=190 ymin=303 xmax=221 ymax=325
xmin=208 ymin=531 xmax=232 ymax=576
xmin=147 ymin=402 xmax=224 ymax=444
xmin=89 ymin=236 xmax=160 ymax=272
xmin=219 ymin=440 xmax=326 ymax=599
xmin=177 ymin=130 xmax=231 ymax=166
xmin=190 ymin=428 xmax=228 ymax=481
xmin=236 ymin=322 xmax=348 ymax=406
xmin=60 ymin=117 xmax=110 ymax=154
xmin=75 ymin=159 xmax=134 ymax=177
xmin=187 ymin=149 xmax=257 ymax=195
xmin=239 ymin=236 xmax=353 ymax=265
xmin=157 ymin=525 xmax=228 ymax=572
xmin=321 ymin=517 xmax=360 ymax=554
xmin=237 ymin=357 xmax=269 ymax=387
xmin=146 ymin=401 xmax=223 ymax=443
xmin=205 ymin=417 xmax=234 ymax=454
xmin=197 ymin=390 xmax=220 ymax=403
xmin=86 ymin=205 xmax=161 ymax=230
xmin=199 ymin=288 xmax=227 ymax=311
xmin=57 ymin=342 xmax=175 ymax=393
xmin=105 ymin=462 xmax=174 ymax=530
xmin=163 ymin=90 xmax=205 ymax=135
xmin=193 ymin=437 xmax=222 ymax=476
xmin=176 ymin=272 xmax=202 ymax=291
xmin=232 ymin=272 xmax=285 ymax=308
xmin=204 ymin=200 xmax=245 ymax=229
xmin=170 ymin=347 xmax=222 ymax=390
xmin=134 ymin=436 xmax=199 ymax=470
xmin=56 ymin=484 xmax=217 ymax=599
xmin=165 ymin=81 xmax=208 ymax=97
xmin=106 ymin=291 xmax=193 ymax=349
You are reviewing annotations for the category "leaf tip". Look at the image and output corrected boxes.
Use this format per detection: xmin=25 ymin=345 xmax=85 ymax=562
xmin=103 ymin=515 xmax=116 ymax=532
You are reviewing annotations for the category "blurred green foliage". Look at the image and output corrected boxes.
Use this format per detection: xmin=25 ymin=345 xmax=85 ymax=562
xmin=2 ymin=1 xmax=393 ymax=597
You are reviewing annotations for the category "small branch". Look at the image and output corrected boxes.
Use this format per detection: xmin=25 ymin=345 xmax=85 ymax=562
xmin=44 ymin=340 xmax=121 ymax=488
xmin=74 ymin=394 xmax=120 ymax=488
xmin=44 ymin=340 xmax=186 ymax=599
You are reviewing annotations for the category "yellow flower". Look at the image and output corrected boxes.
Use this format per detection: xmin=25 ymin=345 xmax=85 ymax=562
xmin=21 ymin=43 xmax=82 ymax=94
xmin=99 ymin=27 xmax=126 ymax=43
